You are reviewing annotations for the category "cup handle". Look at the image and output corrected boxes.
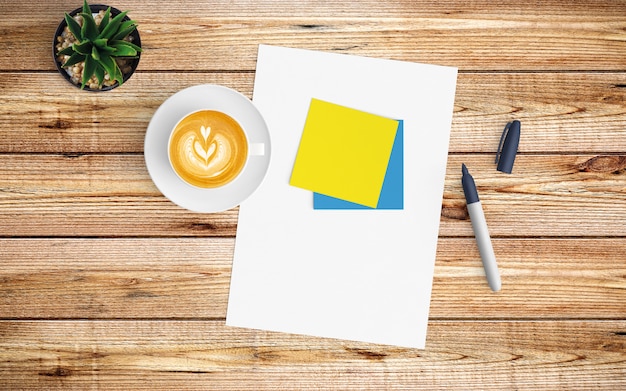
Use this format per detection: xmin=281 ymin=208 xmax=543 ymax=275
xmin=249 ymin=142 xmax=265 ymax=156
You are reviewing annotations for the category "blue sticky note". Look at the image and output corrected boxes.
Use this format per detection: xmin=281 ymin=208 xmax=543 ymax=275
xmin=314 ymin=120 xmax=403 ymax=210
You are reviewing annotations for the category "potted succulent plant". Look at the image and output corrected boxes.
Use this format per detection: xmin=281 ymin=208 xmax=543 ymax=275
xmin=53 ymin=0 xmax=142 ymax=91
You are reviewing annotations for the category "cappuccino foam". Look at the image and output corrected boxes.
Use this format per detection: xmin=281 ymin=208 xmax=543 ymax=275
xmin=169 ymin=110 xmax=248 ymax=188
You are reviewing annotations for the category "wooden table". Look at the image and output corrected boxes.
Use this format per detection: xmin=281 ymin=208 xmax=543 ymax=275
xmin=1 ymin=1 xmax=625 ymax=389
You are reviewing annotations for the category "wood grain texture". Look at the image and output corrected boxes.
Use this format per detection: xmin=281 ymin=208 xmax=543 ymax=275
xmin=0 ymin=238 xmax=234 ymax=319
xmin=1 ymin=72 xmax=624 ymax=153
xmin=0 ymin=154 xmax=239 ymax=237
xmin=0 ymin=238 xmax=624 ymax=320
xmin=1 ymin=0 xmax=625 ymax=71
xmin=441 ymin=154 xmax=626 ymax=237
xmin=0 ymin=320 xmax=624 ymax=390
xmin=0 ymin=154 xmax=624 ymax=237
xmin=0 ymin=72 xmax=252 ymax=153
xmin=0 ymin=0 xmax=625 ymax=388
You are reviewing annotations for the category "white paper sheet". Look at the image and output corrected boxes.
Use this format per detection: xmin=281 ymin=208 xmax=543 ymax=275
xmin=226 ymin=45 xmax=457 ymax=348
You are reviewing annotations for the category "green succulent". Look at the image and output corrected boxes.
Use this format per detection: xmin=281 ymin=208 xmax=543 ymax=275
xmin=57 ymin=0 xmax=142 ymax=89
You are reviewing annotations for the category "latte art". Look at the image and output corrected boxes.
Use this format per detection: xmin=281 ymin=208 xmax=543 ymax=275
xmin=169 ymin=110 xmax=248 ymax=188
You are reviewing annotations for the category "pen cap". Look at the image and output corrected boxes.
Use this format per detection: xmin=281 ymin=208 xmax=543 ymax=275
xmin=495 ymin=120 xmax=520 ymax=174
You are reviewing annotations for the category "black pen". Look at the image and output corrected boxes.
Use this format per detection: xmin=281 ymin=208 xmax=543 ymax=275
xmin=461 ymin=163 xmax=501 ymax=292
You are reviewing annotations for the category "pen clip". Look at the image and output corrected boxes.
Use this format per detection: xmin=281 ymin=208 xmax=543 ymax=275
xmin=495 ymin=121 xmax=512 ymax=164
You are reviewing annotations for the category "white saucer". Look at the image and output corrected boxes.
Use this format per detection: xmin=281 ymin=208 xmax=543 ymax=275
xmin=145 ymin=84 xmax=271 ymax=213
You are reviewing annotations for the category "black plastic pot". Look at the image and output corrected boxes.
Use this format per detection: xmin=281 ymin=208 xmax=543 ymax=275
xmin=53 ymin=4 xmax=141 ymax=91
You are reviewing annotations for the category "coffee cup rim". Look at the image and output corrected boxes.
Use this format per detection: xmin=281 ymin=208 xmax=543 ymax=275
xmin=167 ymin=109 xmax=251 ymax=190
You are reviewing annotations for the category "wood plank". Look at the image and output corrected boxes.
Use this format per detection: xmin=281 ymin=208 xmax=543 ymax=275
xmin=0 ymin=238 xmax=624 ymax=319
xmin=452 ymin=73 xmax=626 ymax=153
xmin=1 ymin=72 xmax=625 ymax=153
xmin=0 ymin=320 xmax=624 ymax=390
xmin=0 ymin=154 xmax=624 ymax=237
xmin=7 ymin=0 xmax=625 ymax=19
xmin=0 ymin=238 xmax=233 ymax=319
xmin=0 ymin=72 xmax=254 ymax=153
xmin=2 ymin=1 xmax=625 ymax=71
xmin=0 ymin=154 xmax=238 ymax=237
xmin=441 ymin=154 xmax=626 ymax=237
xmin=432 ymin=238 xmax=626 ymax=319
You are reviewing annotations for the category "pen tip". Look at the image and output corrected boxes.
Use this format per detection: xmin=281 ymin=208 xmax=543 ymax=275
xmin=462 ymin=163 xmax=468 ymax=175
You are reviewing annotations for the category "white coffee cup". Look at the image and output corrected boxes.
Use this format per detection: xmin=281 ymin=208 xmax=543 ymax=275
xmin=168 ymin=109 xmax=266 ymax=189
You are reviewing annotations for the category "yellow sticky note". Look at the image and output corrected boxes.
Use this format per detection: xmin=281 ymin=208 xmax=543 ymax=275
xmin=290 ymin=99 xmax=399 ymax=208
